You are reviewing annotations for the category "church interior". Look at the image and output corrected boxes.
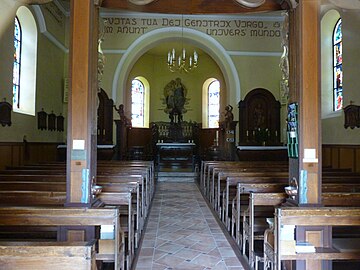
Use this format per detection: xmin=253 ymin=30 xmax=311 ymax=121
xmin=0 ymin=0 xmax=360 ymax=269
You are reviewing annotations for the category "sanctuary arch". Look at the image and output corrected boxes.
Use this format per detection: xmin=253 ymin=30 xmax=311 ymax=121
xmin=111 ymin=27 xmax=241 ymax=107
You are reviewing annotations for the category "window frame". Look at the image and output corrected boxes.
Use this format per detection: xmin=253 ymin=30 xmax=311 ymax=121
xmin=332 ymin=18 xmax=343 ymax=112
xmin=131 ymin=78 xmax=145 ymax=128
xmin=202 ymin=78 xmax=220 ymax=128
xmin=208 ymin=79 xmax=220 ymax=128
xmin=13 ymin=16 xmax=22 ymax=109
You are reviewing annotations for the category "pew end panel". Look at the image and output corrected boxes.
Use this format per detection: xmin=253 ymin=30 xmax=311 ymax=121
xmin=265 ymin=207 xmax=360 ymax=270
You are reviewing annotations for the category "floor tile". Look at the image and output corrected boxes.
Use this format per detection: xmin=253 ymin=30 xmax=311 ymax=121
xmin=133 ymin=182 xmax=245 ymax=270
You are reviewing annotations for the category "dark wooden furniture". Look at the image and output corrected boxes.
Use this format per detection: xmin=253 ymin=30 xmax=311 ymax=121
xmin=156 ymin=142 xmax=196 ymax=172
xmin=97 ymin=89 xmax=113 ymax=145
xmin=37 ymin=109 xmax=47 ymax=130
xmin=0 ymin=99 xmax=12 ymax=127
xmin=48 ymin=111 xmax=56 ymax=131
xmin=0 ymin=241 xmax=96 ymax=270
xmin=219 ymin=120 xmax=238 ymax=161
xmin=57 ymin=145 xmax=115 ymax=161
xmin=153 ymin=121 xmax=199 ymax=143
xmin=265 ymin=207 xmax=360 ymax=270
xmin=56 ymin=114 xmax=65 ymax=132
xmin=238 ymin=88 xmax=281 ymax=145
xmin=0 ymin=206 xmax=124 ymax=270
xmin=236 ymin=146 xmax=288 ymax=161
xmin=344 ymin=104 xmax=360 ymax=129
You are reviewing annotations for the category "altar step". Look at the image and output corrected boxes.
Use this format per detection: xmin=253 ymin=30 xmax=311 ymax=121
xmin=157 ymin=171 xmax=199 ymax=182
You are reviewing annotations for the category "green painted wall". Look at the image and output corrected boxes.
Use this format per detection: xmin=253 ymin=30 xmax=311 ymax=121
xmin=0 ymin=4 xmax=66 ymax=142
xmin=321 ymin=9 xmax=360 ymax=144
xmin=125 ymin=52 xmax=224 ymax=124
xmin=5 ymin=6 xmax=357 ymax=146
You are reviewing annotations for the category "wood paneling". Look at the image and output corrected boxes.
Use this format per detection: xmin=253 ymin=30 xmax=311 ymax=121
xmin=127 ymin=128 xmax=152 ymax=148
xmin=199 ymin=128 xmax=216 ymax=158
xmin=322 ymin=144 xmax=360 ymax=172
xmin=0 ymin=142 xmax=59 ymax=170
xmin=0 ymin=143 xmax=22 ymax=170
xmin=339 ymin=148 xmax=355 ymax=171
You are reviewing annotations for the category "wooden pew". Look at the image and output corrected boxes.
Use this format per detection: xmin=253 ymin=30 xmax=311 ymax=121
xmin=264 ymin=207 xmax=360 ymax=270
xmin=0 ymin=174 xmax=147 ymax=235
xmin=0 ymin=169 xmax=152 ymax=212
xmin=222 ymin=176 xmax=360 ymax=232
xmin=200 ymin=160 xmax=284 ymax=199
xmin=201 ymin=161 xmax=288 ymax=198
xmin=217 ymin=172 xmax=288 ymax=215
xmin=0 ymin=240 xmax=97 ymax=270
xmin=2 ymin=161 xmax=155 ymax=201
xmin=245 ymin=192 xmax=287 ymax=268
xmin=0 ymin=206 xmax=124 ymax=270
xmin=0 ymin=183 xmax=137 ymax=268
xmin=0 ymin=161 xmax=155 ymax=270
xmin=0 ymin=170 xmax=151 ymax=219
xmin=214 ymin=168 xmax=360 ymax=215
xmin=222 ymin=177 xmax=289 ymax=226
xmin=229 ymin=182 xmax=287 ymax=245
xmin=230 ymin=183 xmax=360 ymax=262
xmin=244 ymin=192 xmax=360 ymax=269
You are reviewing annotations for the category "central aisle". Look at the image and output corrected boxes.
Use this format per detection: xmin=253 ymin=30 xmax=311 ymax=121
xmin=134 ymin=182 xmax=245 ymax=270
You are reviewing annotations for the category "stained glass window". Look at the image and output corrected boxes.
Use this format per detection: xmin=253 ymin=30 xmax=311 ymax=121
xmin=333 ymin=18 xmax=343 ymax=111
xmin=13 ymin=16 xmax=22 ymax=109
xmin=208 ymin=80 xmax=220 ymax=128
xmin=131 ymin=79 xmax=144 ymax=127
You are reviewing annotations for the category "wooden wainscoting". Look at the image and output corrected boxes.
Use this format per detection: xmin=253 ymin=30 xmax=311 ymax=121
xmin=0 ymin=142 xmax=24 ymax=170
xmin=0 ymin=142 xmax=59 ymax=170
xmin=322 ymin=144 xmax=360 ymax=172
xmin=127 ymin=127 xmax=153 ymax=160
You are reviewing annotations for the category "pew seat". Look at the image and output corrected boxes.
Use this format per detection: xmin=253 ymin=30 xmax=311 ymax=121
xmin=0 ymin=240 xmax=97 ymax=270
xmin=264 ymin=207 xmax=360 ymax=270
xmin=0 ymin=206 xmax=125 ymax=270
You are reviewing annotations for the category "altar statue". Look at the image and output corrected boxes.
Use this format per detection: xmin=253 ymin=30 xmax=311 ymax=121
xmin=164 ymin=78 xmax=187 ymax=124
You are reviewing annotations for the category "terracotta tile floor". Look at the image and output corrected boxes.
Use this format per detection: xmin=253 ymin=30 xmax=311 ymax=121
xmin=133 ymin=182 xmax=245 ymax=270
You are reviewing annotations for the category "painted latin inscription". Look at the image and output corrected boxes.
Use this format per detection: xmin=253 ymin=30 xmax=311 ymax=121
xmin=103 ymin=16 xmax=282 ymax=38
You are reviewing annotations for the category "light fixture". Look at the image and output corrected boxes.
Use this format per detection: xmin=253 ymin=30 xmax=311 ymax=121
xmin=167 ymin=15 xmax=198 ymax=73
xmin=234 ymin=0 xmax=265 ymax=8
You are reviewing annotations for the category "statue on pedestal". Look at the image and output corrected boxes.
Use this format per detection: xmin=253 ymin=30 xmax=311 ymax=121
xmin=114 ymin=104 xmax=132 ymax=128
xmin=163 ymin=78 xmax=187 ymax=124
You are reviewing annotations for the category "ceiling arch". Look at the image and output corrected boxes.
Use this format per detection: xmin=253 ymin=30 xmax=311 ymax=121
xmin=111 ymin=27 xmax=241 ymax=107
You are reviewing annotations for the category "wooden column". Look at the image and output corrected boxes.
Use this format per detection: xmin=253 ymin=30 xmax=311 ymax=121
xmin=66 ymin=0 xmax=99 ymax=207
xmin=298 ymin=0 xmax=321 ymax=205
xmin=289 ymin=0 xmax=321 ymax=206
xmin=289 ymin=1 xmax=329 ymax=269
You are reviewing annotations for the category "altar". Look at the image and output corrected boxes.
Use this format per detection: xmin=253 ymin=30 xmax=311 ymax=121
xmin=57 ymin=144 xmax=116 ymax=161
xmin=236 ymin=145 xmax=288 ymax=161
xmin=156 ymin=142 xmax=196 ymax=172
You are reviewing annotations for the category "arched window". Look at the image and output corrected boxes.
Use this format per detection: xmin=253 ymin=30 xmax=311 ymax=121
xmin=131 ymin=79 xmax=144 ymax=127
xmin=131 ymin=77 xmax=151 ymax=128
xmin=13 ymin=16 xmax=22 ymax=109
xmin=333 ymin=18 xmax=343 ymax=111
xmin=13 ymin=6 xmax=38 ymax=115
xmin=208 ymin=79 xmax=220 ymax=128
